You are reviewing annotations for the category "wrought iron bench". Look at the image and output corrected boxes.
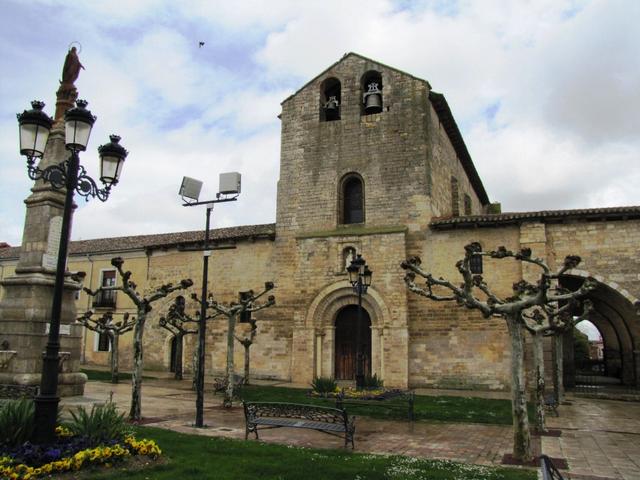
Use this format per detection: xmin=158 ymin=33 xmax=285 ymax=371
xmin=243 ymin=401 xmax=355 ymax=448
xmin=213 ymin=375 xmax=244 ymax=394
xmin=540 ymin=454 xmax=565 ymax=480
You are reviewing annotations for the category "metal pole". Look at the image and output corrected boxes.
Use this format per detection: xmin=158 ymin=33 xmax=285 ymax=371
xmin=33 ymin=152 xmax=79 ymax=443
xmin=355 ymin=278 xmax=364 ymax=389
xmin=195 ymin=204 xmax=212 ymax=427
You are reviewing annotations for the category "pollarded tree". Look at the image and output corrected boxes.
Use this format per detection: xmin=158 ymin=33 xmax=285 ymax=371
xmin=77 ymin=310 xmax=135 ymax=384
xmin=84 ymin=257 xmax=193 ymax=421
xmin=159 ymin=295 xmax=198 ymax=380
xmin=235 ymin=307 xmax=259 ymax=386
xmin=205 ymin=282 xmax=275 ymax=408
xmin=401 ymin=243 xmax=595 ymax=462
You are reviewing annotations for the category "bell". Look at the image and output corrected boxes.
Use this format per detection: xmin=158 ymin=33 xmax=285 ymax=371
xmin=324 ymin=96 xmax=340 ymax=121
xmin=363 ymin=82 xmax=382 ymax=114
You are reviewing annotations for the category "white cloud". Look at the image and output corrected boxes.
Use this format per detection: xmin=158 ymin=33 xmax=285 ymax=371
xmin=1 ymin=0 xmax=639 ymax=247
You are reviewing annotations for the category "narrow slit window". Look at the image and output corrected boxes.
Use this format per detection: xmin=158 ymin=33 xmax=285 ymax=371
xmin=451 ymin=177 xmax=459 ymax=217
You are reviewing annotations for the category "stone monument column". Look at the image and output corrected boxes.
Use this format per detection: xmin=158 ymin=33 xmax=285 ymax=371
xmin=0 ymin=49 xmax=87 ymax=396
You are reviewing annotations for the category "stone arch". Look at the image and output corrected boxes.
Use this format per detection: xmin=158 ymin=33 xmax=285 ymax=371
xmin=305 ymin=281 xmax=394 ymax=382
xmin=561 ymin=270 xmax=640 ymax=389
xmin=162 ymin=333 xmax=176 ymax=371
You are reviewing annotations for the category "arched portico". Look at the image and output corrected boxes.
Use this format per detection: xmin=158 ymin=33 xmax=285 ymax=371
xmin=561 ymin=271 xmax=640 ymax=389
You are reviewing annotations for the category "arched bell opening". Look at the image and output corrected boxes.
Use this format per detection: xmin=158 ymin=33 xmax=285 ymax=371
xmin=320 ymin=77 xmax=341 ymax=122
xmin=560 ymin=274 xmax=640 ymax=394
xmin=334 ymin=305 xmax=371 ymax=380
xmin=361 ymin=70 xmax=383 ymax=115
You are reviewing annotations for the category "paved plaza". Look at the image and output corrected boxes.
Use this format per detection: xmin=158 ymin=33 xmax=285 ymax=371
xmin=61 ymin=377 xmax=640 ymax=479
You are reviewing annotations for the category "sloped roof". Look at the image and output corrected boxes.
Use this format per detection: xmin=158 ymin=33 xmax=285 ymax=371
xmin=0 ymin=223 xmax=276 ymax=260
xmin=430 ymin=206 xmax=640 ymax=230
xmin=429 ymin=91 xmax=489 ymax=205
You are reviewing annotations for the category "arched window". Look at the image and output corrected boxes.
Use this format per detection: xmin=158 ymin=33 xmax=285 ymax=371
xmin=361 ymin=70 xmax=383 ymax=115
xmin=320 ymin=77 xmax=341 ymax=122
xmin=340 ymin=174 xmax=364 ymax=224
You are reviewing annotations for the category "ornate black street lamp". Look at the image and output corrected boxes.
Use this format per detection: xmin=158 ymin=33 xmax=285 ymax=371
xmin=347 ymin=253 xmax=372 ymax=389
xmin=17 ymin=99 xmax=128 ymax=443
xmin=179 ymin=173 xmax=240 ymax=428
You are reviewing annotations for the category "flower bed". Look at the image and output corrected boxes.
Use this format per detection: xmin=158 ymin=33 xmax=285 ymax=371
xmin=309 ymin=387 xmax=406 ymax=400
xmin=0 ymin=432 xmax=161 ymax=480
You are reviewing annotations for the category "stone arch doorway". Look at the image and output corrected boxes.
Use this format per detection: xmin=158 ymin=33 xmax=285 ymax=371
xmin=169 ymin=336 xmax=179 ymax=373
xmin=334 ymin=305 xmax=371 ymax=380
xmin=560 ymin=273 xmax=640 ymax=390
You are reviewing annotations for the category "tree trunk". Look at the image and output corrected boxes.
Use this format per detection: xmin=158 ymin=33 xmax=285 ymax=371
xmin=192 ymin=349 xmax=198 ymax=391
xmin=506 ymin=315 xmax=533 ymax=463
xmin=174 ymin=333 xmax=184 ymax=381
xmin=224 ymin=313 xmax=237 ymax=408
xmin=110 ymin=333 xmax=119 ymax=384
xmin=129 ymin=313 xmax=146 ymax=421
xmin=553 ymin=333 xmax=565 ymax=403
xmin=532 ymin=331 xmax=546 ymax=433
xmin=243 ymin=342 xmax=251 ymax=385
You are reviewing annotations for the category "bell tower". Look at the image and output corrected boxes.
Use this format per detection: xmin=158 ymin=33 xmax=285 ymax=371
xmin=272 ymin=53 xmax=489 ymax=387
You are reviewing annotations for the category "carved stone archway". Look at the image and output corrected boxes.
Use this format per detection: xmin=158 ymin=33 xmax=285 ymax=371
xmin=302 ymin=281 xmax=400 ymax=385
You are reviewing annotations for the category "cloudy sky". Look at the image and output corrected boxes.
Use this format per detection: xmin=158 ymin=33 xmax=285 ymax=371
xmin=1 ymin=0 xmax=638 ymax=246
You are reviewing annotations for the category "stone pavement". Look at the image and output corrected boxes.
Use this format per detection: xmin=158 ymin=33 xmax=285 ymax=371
xmin=543 ymin=397 xmax=640 ymax=480
xmin=61 ymin=377 xmax=640 ymax=479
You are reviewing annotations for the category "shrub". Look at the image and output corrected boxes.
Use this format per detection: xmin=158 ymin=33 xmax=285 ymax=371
xmin=310 ymin=377 xmax=337 ymax=396
xmin=361 ymin=373 xmax=383 ymax=389
xmin=0 ymin=399 xmax=35 ymax=448
xmin=66 ymin=402 xmax=131 ymax=446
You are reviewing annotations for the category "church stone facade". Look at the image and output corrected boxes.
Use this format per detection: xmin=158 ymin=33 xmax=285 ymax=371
xmin=2 ymin=53 xmax=639 ymax=392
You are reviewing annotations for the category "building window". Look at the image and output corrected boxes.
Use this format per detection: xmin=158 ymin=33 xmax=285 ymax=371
xmin=470 ymin=249 xmax=483 ymax=274
xmin=239 ymin=291 xmax=252 ymax=323
xmin=340 ymin=174 xmax=364 ymax=224
xmin=96 ymin=332 xmax=110 ymax=352
xmin=93 ymin=270 xmax=117 ymax=308
xmin=451 ymin=177 xmax=459 ymax=217
xmin=361 ymin=71 xmax=383 ymax=115
xmin=464 ymin=194 xmax=472 ymax=216
xmin=320 ymin=77 xmax=341 ymax=122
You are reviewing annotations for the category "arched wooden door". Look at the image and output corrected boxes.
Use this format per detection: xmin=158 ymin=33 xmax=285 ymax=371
xmin=334 ymin=305 xmax=371 ymax=380
xmin=169 ymin=336 xmax=178 ymax=373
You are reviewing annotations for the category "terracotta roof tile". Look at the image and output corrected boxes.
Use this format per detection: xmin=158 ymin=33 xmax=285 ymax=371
xmin=0 ymin=223 xmax=276 ymax=260
xmin=430 ymin=206 xmax=640 ymax=229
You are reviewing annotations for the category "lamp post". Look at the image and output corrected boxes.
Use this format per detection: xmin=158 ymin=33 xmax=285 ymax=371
xmin=347 ymin=253 xmax=372 ymax=389
xmin=17 ymin=99 xmax=128 ymax=443
xmin=179 ymin=173 xmax=240 ymax=428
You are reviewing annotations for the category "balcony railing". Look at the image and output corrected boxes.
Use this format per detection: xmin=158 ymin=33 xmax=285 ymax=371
xmin=92 ymin=290 xmax=117 ymax=308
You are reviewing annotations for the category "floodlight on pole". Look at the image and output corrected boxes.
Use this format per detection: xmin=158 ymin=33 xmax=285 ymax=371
xmin=179 ymin=172 xmax=241 ymax=428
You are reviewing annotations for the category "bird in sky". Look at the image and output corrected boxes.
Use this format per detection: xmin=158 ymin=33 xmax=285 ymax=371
xmin=199 ymin=41 xmax=205 ymax=48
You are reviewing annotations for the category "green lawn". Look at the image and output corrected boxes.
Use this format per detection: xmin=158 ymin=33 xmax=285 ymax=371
xmin=237 ymin=385 xmax=520 ymax=425
xmin=75 ymin=426 xmax=535 ymax=480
